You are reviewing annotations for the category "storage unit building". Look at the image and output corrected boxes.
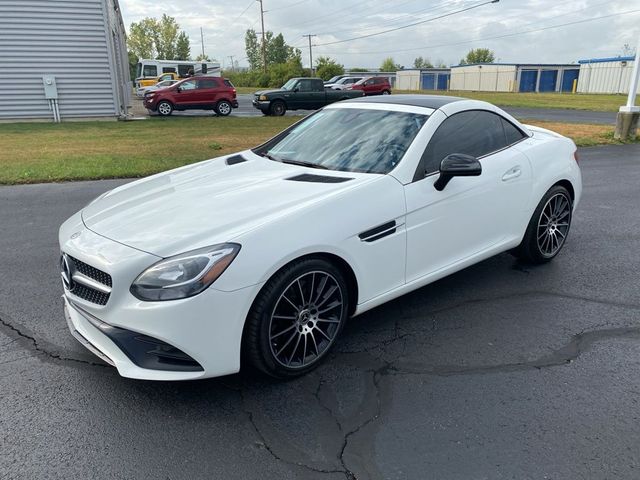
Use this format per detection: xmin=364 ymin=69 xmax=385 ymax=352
xmin=577 ymin=56 xmax=639 ymax=94
xmin=395 ymin=69 xmax=451 ymax=91
xmin=0 ymin=0 xmax=130 ymax=122
xmin=450 ymin=63 xmax=579 ymax=93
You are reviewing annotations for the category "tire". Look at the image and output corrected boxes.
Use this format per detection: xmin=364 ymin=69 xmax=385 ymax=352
xmin=381 ymin=90 xmax=391 ymax=95
xmin=269 ymin=100 xmax=286 ymax=116
xmin=513 ymin=185 xmax=573 ymax=264
xmin=157 ymin=101 xmax=173 ymax=116
xmin=215 ymin=100 xmax=232 ymax=116
xmin=243 ymin=258 xmax=350 ymax=379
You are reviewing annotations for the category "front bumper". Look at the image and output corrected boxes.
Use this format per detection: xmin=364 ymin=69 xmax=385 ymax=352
xmin=60 ymin=213 xmax=263 ymax=380
xmin=252 ymin=99 xmax=269 ymax=111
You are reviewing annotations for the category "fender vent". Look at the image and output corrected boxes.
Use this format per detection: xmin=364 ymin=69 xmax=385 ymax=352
xmin=286 ymin=174 xmax=352 ymax=183
xmin=359 ymin=221 xmax=397 ymax=242
xmin=226 ymin=155 xmax=247 ymax=165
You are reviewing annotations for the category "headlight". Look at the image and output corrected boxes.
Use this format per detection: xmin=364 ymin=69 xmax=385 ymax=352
xmin=130 ymin=243 xmax=241 ymax=301
xmin=259 ymin=95 xmax=268 ymax=101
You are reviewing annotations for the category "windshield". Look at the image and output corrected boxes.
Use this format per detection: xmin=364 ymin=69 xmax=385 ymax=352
xmin=281 ymin=78 xmax=297 ymax=90
xmin=255 ymin=108 xmax=428 ymax=174
xmin=326 ymin=76 xmax=341 ymax=83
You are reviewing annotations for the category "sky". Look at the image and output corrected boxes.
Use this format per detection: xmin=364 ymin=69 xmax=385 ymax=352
xmin=119 ymin=0 xmax=640 ymax=69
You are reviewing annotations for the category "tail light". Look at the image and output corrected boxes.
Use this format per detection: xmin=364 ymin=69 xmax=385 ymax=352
xmin=232 ymin=88 xmax=237 ymax=98
xmin=573 ymin=150 xmax=579 ymax=164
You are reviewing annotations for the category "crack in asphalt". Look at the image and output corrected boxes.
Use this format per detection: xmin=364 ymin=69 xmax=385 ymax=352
xmin=239 ymin=388 xmax=348 ymax=478
xmin=0 ymin=315 xmax=109 ymax=368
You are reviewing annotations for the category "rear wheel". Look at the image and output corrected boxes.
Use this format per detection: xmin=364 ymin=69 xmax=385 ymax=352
xmin=513 ymin=185 xmax=573 ymax=264
xmin=157 ymin=101 xmax=173 ymax=116
xmin=269 ymin=100 xmax=286 ymax=116
xmin=243 ymin=258 xmax=349 ymax=378
xmin=215 ymin=100 xmax=232 ymax=116
xmin=381 ymin=90 xmax=391 ymax=95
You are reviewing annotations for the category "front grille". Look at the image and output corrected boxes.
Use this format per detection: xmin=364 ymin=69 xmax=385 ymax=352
xmin=72 ymin=257 xmax=113 ymax=287
xmin=67 ymin=255 xmax=112 ymax=306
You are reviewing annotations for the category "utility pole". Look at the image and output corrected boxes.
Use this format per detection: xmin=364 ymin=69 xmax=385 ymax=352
xmin=303 ymin=34 xmax=316 ymax=76
xmin=615 ymin=30 xmax=640 ymax=140
xmin=228 ymin=55 xmax=235 ymax=72
xmin=200 ymin=27 xmax=205 ymax=58
xmin=257 ymin=0 xmax=267 ymax=73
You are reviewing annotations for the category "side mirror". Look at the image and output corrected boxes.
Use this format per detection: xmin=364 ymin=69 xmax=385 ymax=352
xmin=293 ymin=86 xmax=300 ymax=92
xmin=176 ymin=86 xmax=182 ymax=93
xmin=434 ymin=154 xmax=482 ymax=191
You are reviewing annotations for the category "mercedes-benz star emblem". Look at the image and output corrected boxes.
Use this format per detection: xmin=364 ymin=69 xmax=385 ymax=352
xmin=60 ymin=254 xmax=74 ymax=292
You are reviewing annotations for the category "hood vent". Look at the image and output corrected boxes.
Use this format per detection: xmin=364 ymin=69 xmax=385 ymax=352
xmin=226 ymin=155 xmax=248 ymax=166
xmin=286 ymin=173 xmax=353 ymax=184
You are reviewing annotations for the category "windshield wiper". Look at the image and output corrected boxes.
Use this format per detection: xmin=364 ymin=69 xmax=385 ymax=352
xmin=279 ymin=158 xmax=329 ymax=170
xmin=261 ymin=152 xmax=281 ymax=162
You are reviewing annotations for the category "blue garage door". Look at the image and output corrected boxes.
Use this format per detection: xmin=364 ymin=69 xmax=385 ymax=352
xmin=561 ymin=69 xmax=579 ymax=92
xmin=437 ymin=74 xmax=449 ymax=90
xmin=539 ymin=70 xmax=558 ymax=92
xmin=519 ymin=70 xmax=538 ymax=92
xmin=421 ymin=73 xmax=435 ymax=90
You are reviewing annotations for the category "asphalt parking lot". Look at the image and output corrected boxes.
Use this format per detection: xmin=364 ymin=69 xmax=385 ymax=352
xmin=1 ymin=144 xmax=639 ymax=479
xmin=142 ymin=94 xmax=617 ymax=124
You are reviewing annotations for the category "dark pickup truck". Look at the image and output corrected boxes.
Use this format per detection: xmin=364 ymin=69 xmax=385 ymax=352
xmin=252 ymin=77 xmax=364 ymax=116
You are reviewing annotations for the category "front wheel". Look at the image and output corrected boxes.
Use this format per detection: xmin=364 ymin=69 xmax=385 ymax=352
xmin=243 ymin=258 xmax=349 ymax=378
xmin=269 ymin=100 xmax=286 ymax=116
xmin=215 ymin=100 xmax=232 ymax=116
xmin=513 ymin=185 xmax=573 ymax=264
xmin=157 ymin=101 xmax=173 ymax=116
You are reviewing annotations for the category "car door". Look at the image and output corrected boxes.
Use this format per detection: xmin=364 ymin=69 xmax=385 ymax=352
xmin=196 ymin=78 xmax=219 ymax=108
xmin=293 ymin=79 xmax=324 ymax=109
xmin=174 ymin=79 xmax=198 ymax=108
xmin=404 ymin=110 xmax=532 ymax=282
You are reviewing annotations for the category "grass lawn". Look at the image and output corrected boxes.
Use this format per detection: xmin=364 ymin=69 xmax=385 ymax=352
xmin=393 ymin=90 xmax=625 ymax=112
xmin=0 ymin=116 xmax=635 ymax=185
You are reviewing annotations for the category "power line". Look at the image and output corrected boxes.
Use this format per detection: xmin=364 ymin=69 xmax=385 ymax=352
xmin=267 ymin=0 xmax=312 ymax=12
xmin=314 ymin=0 xmax=500 ymax=47
xmin=293 ymin=0 xmax=370 ymax=28
xmin=315 ymin=7 xmax=640 ymax=56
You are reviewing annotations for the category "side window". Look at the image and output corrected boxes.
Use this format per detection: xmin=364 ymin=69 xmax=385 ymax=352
xmin=180 ymin=80 xmax=197 ymax=90
xmin=162 ymin=67 xmax=176 ymax=73
xmin=422 ymin=111 xmax=510 ymax=175
xmin=198 ymin=79 xmax=217 ymax=89
xmin=502 ymin=118 xmax=526 ymax=145
xmin=297 ymin=80 xmax=312 ymax=92
xmin=143 ymin=64 xmax=157 ymax=77
xmin=178 ymin=64 xmax=194 ymax=77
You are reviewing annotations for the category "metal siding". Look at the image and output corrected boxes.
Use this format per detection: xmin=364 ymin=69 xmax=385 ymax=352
xmin=0 ymin=0 xmax=125 ymax=120
xmin=437 ymin=74 xmax=449 ymax=91
xmin=421 ymin=73 xmax=435 ymax=90
xmin=577 ymin=60 xmax=639 ymax=94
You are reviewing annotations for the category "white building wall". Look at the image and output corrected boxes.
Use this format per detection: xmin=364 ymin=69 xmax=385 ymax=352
xmin=450 ymin=65 xmax=517 ymax=92
xmin=396 ymin=70 xmax=421 ymax=90
xmin=577 ymin=59 xmax=639 ymax=94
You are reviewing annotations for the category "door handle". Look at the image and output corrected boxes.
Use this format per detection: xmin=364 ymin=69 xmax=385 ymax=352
xmin=502 ymin=166 xmax=522 ymax=181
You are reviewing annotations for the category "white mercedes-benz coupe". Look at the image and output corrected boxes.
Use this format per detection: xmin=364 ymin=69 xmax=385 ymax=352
xmin=60 ymin=95 xmax=582 ymax=380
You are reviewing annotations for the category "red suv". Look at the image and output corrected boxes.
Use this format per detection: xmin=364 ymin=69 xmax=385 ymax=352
xmin=143 ymin=76 xmax=238 ymax=116
xmin=348 ymin=76 xmax=392 ymax=96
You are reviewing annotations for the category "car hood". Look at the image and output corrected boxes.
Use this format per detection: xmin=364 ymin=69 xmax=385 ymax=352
xmin=81 ymin=151 xmax=376 ymax=257
xmin=254 ymin=88 xmax=288 ymax=96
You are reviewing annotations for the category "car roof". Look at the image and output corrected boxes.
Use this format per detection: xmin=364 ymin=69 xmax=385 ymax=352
xmin=344 ymin=94 xmax=465 ymax=109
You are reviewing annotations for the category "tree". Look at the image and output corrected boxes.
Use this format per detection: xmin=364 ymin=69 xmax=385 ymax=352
xmin=245 ymin=29 xmax=302 ymax=71
xmin=128 ymin=18 xmax=157 ymax=59
xmin=621 ymin=43 xmax=636 ymax=57
xmin=127 ymin=15 xmax=189 ymax=61
xmin=380 ymin=57 xmax=401 ymax=72
xmin=413 ymin=56 xmax=433 ymax=69
xmin=245 ymin=29 xmax=262 ymax=70
xmin=315 ymin=56 xmax=344 ymax=80
xmin=128 ymin=50 xmax=138 ymax=82
xmin=459 ymin=48 xmax=495 ymax=65
xmin=176 ymin=31 xmax=191 ymax=60
xmin=195 ymin=53 xmax=211 ymax=61
xmin=155 ymin=14 xmax=180 ymax=59
xmin=349 ymin=67 xmax=368 ymax=72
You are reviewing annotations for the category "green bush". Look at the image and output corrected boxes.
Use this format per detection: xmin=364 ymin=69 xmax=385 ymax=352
xmin=222 ymin=58 xmax=305 ymax=89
